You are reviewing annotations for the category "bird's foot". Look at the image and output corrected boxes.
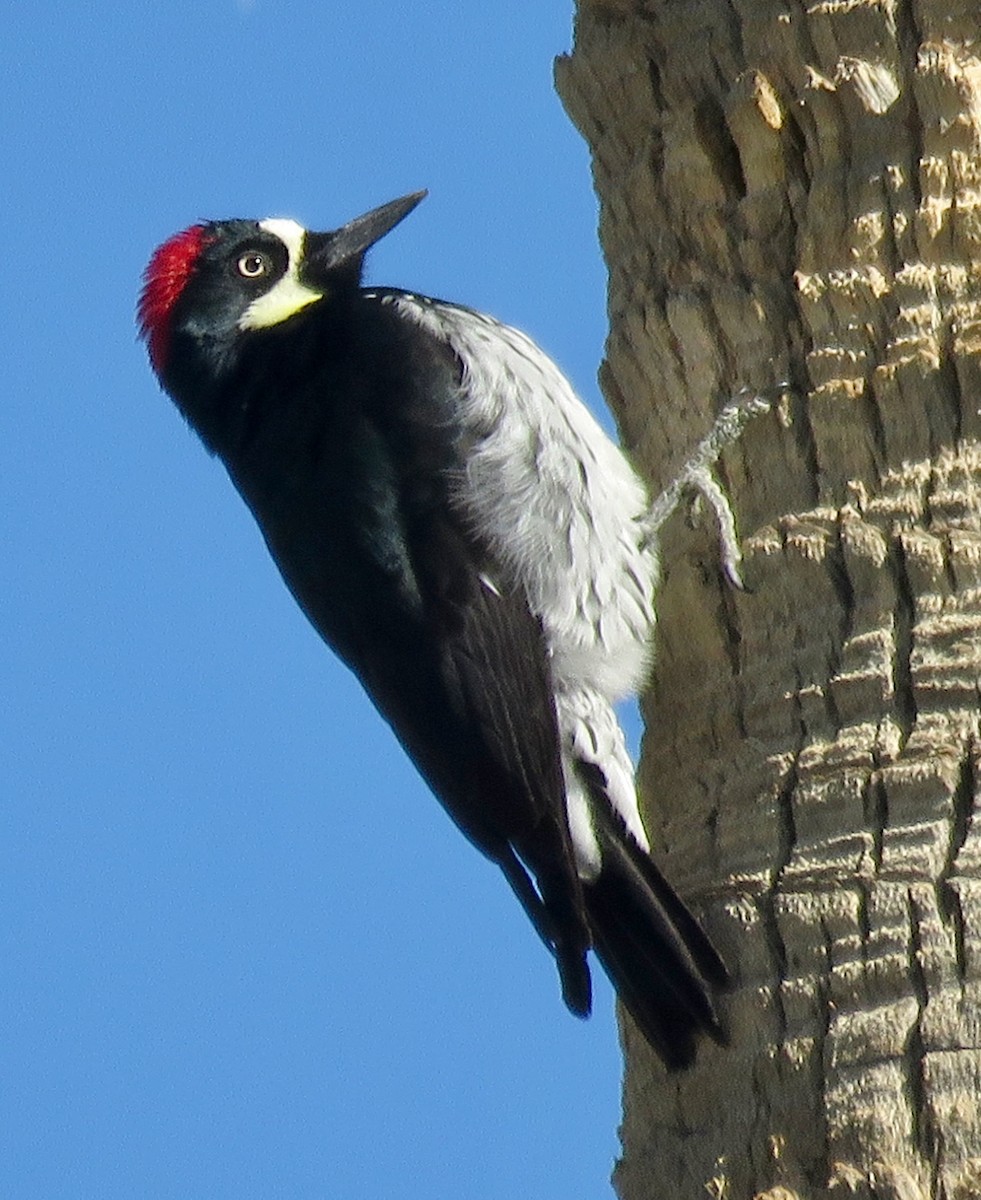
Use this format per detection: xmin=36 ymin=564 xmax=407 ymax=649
xmin=645 ymin=384 xmax=782 ymax=588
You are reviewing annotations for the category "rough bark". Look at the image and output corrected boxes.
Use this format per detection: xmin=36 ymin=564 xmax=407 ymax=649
xmin=556 ymin=2 xmax=981 ymax=1198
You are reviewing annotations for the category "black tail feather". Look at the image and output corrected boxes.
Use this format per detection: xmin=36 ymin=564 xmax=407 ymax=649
xmin=584 ymin=787 xmax=728 ymax=1070
xmin=497 ymin=842 xmax=593 ymax=1018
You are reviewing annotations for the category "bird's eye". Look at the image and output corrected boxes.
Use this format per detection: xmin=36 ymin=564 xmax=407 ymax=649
xmin=237 ymin=252 xmax=268 ymax=278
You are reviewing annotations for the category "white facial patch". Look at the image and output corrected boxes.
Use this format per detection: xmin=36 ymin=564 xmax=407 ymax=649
xmin=238 ymin=218 xmax=324 ymax=331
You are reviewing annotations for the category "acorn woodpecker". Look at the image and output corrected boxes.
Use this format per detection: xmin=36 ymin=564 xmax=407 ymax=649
xmin=138 ymin=191 xmax=736 ymax=1067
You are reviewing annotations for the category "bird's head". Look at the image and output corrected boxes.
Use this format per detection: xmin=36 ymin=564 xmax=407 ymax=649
xmin=138 ymin=191 xmax=427 ymax=384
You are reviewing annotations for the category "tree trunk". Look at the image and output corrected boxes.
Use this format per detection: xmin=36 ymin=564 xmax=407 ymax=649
xmin=556 ymin=2 xmax=981 ymax=1197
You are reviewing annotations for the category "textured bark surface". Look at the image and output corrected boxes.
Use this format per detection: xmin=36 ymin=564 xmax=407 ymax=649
xmin=556 ymin=2 xmax=981 ymax=1198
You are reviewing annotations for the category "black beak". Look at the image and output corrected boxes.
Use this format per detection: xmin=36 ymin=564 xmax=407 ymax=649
xmin=303 ymin=191 xmax=427 ymax=279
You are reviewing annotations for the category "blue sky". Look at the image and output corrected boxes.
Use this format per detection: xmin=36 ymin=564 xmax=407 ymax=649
xmin=3 ymin=5 xmax=634 ymax=1197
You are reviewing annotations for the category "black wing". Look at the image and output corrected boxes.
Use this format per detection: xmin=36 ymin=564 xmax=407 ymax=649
xmin=229 ymin=308 xmax=596 ymax=1013
xmin=359 ymin=501 xmax=594 ymax=1017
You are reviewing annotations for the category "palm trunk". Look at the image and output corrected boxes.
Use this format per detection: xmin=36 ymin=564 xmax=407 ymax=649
xmin=557 ymin=3 xmax=981 ymax=1197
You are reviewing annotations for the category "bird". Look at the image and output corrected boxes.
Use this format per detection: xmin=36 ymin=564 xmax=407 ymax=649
xmin=138 ymin=189 xmax=731 ymax=1068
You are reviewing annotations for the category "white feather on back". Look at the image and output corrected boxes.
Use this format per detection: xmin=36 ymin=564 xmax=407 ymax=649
xmin=388 ymin=294 xmax=659 ymax=702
